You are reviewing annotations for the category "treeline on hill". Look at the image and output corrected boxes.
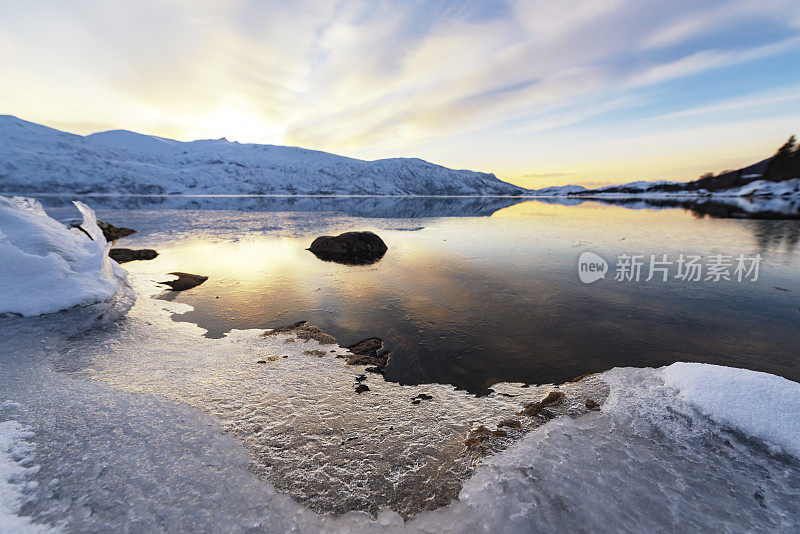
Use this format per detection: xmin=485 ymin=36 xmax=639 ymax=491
xmin=654 ymin=134 xmax=800 ymax=193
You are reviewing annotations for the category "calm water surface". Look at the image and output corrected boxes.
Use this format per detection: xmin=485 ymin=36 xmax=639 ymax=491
xmin=48 ymin=196 xmax=800 ymax=393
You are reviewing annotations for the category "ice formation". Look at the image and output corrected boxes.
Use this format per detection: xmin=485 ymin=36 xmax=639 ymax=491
xmin=0 ymin=195 xmax=131 ymax=317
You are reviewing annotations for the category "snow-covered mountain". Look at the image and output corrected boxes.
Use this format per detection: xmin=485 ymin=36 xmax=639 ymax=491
xmin=0 ymin=115 xmax=528 ymax=196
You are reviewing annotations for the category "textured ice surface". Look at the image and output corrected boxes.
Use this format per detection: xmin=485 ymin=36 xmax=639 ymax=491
xmin=64 ymin=276 xmax=606 ymax=518
xmin=1 ymin=276 xmax=798 ymax=530
xmin=0 ymin=416 xmax=54 ymax=533
xmin=664 ymin=362 xmax=800 ymax=459
xmin=427 ymin=366 xmax=800 ymax=532
xmin=0 ymin=195 xmax=131 ymax=317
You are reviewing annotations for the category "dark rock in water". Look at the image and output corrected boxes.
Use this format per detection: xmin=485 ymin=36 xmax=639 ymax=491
xmin=160 ymin=272 xmax=208 ymax=291
xmin=308 ymin=231 xmax=387 ymax=265
xmin=303 ymin=350 xmax=327 ymax=357
xmin=355 ymin=384 xmax=370 ymax=394
xmin=355 ymin=374 xmax=367 ymax=382
xmin=345 ymin=338 xmax=389 ymax=368
xmin=519 ymin=390 xmax=565 ymax=416
xmin=97 ymin=220 xmax=136 ymax=242
xmin=585 ymin=399 xmax=601 ymax=411
xmin=411 ymin=393 xmax=433 ymax=405
xmin=256 ymin=360 xmax=267 ymax=364
xmin=109 ymin=248 xmax=158 ymax=263
xmin=364 ymin=366 xmax=384 ymax=374
xmin=261 ymin=321 xmax=336 ymax=345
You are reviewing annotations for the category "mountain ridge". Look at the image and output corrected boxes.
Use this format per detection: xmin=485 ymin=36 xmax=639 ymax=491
xmin=0 ymin=115 xmax=527 ymax=196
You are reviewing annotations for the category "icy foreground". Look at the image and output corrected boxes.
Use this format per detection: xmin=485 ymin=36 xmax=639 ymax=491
xmin=0 ymin=116 xmax=526 ymax=196
xmin=0 ymin=196 xmax=131 ymax=317
xmin=1 ymin=273 xmax=798 ymax=531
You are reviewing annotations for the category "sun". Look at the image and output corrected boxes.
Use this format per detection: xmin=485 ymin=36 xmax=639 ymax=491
xmin=188 ymin=103 xmax=286 ymax=145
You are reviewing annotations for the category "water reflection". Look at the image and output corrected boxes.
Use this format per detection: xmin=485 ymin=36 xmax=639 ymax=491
xmin=539 ymin=195 xmax=800 ymax=219
xmin=308 ymin=249 xmax=386 ymax=265
xmin=37 ymin=194 xmax=523 ymax=218
xmin=104 ymin=200 xmax=800 ymax=394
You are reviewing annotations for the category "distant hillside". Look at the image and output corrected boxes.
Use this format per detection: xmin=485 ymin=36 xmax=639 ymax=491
xmin=0 ymin=115 xmax=528 ymax=196
xmin=533 ymin=134 xmax=800 ymax=197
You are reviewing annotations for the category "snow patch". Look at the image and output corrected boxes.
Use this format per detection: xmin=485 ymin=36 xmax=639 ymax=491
xmin=0 ymin=196 xmax=131 ymax=317
xmin=663 ymin=362 xmax=800 ymax=459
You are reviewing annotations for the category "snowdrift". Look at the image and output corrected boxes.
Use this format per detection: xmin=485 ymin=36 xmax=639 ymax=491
xmin=0 ymin=195 xmax=130 ymax=317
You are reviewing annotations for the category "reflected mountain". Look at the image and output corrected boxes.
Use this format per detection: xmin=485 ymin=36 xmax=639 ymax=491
xmin=533 ymin=195 xmax=800 ymax=219
xmin=34 ymin=194 xmax=525 ymax=218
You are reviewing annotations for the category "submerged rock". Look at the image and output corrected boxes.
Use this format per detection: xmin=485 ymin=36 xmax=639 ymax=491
xmin=109 ymin=248 xmax=158 ymax=263
xmin=465 ymin=425 xmax=508 ymax=451
xmin=497 ymin=418 xmax=522 ymax=429
xmin=355 ymin=384 xmax=370 ymax=394
xmin=303 ymin=350 xmax=327 ymax=357
xmin=519 ymin=390 xmax=566 ymax=416
xmin=261 ymin=321 xmax=336 ymax=345
xmin=586 ymin=399 xmax=601 ymax=410
xmin=308 ymin=231 xmax=387 ymax=265
xmin=160 ymin=272 xmax=208 ymax=291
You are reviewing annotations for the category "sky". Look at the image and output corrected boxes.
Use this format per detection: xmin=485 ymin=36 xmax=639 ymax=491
xmin=1 ymin=0 xmax=800 ymax=188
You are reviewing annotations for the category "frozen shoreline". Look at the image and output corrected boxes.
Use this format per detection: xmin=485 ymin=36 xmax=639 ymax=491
xmin=1 ymin=199 xmax=798 ymax=531
xmin=1 ymin=273 xmax=798 ymax=532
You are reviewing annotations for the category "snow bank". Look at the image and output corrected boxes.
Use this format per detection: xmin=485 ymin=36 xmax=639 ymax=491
xmin=0 ymin=196 xmax=129 ymax=316
xmin=664 ymin=362 xmax=800 ymax=459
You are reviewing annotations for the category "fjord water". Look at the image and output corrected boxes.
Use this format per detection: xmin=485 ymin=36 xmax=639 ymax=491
xmin=46 ymin=196 xmax=800 ymax=393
